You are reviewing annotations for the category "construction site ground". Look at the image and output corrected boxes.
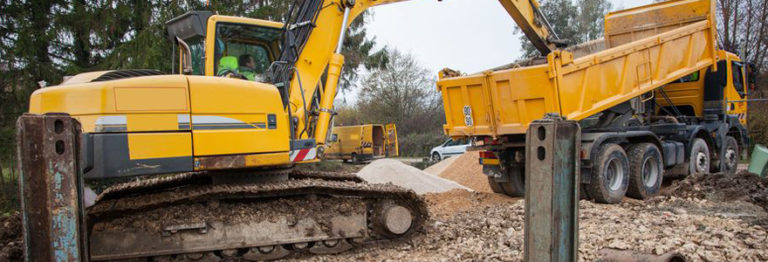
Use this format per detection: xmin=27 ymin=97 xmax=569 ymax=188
xmin=2 ymin=153 xmax=768 ymax=261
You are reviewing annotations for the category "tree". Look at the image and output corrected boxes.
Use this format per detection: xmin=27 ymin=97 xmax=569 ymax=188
xmin=519 ymin=0 xmax=612 ymax=58
xmin=352 ymin=49 xmax=446 ymax=156
xmin=716 ymin=0 xmax=768 ymax=71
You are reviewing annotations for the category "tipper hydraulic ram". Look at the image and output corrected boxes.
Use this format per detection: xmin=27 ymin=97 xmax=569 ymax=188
xmin=439 ymin=0 xmax=751 ymax=203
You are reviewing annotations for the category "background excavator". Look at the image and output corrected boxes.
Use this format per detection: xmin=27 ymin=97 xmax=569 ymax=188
xmin=25 ymin=0 xmax=562 ymax=260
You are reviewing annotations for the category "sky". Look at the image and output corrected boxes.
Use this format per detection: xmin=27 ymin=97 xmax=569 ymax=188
xmin=338 ymin=0 xmax=654 ymax=103
xmin=365 ymin=0 xmax=655 ymax=73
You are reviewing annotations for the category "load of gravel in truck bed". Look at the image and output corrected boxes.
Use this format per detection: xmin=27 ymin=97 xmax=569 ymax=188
xmin=357 ymin=159 xmax=470 ymax=194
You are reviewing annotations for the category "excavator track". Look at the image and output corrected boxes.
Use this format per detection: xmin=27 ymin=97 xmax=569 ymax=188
xmin=87 ymin=170 xmax=427 ymax=261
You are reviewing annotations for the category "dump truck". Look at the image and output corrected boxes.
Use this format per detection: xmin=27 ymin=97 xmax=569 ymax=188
xmin=20 ymin=0 xmax=577 ymax=260
xmin=439 ymin=0 xmax=754 ymax=203
xmin=325 ymin=124 xmax=399 ymax=162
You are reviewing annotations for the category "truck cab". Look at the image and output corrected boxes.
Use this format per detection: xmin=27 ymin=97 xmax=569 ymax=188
xmin=657 ymin=50 xmax=750 ymax=126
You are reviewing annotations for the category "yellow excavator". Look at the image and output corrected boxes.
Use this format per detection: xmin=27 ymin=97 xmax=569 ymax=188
xmin=26 ymin=0 xmax=563 ymax=260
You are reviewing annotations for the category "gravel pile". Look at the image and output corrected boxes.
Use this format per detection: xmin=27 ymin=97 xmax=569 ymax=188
xmin=357 ymin=159 xmax=470 ymax=194
xmin=662 ymin=172 xmax=768 ymax=211
xmin=423 ymin=156 xmax=459 ymax=175
xmin=424 ymin=151 xmax=493 ymax=192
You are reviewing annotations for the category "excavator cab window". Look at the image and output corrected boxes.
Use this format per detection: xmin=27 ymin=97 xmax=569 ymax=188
xmin=214 ymin=23 xmax=281 ymax=81
xmin=186 ymin=36 xmax=206 ymax=75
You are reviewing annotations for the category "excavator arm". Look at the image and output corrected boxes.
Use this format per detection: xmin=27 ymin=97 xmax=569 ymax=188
xmin=498 ymin=0 xmax=560 ymax=55
xmin=274 ymin=0 xmax=560 ymax=155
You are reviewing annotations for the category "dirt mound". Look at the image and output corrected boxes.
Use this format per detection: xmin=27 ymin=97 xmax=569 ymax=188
xmin=0 ymin=213 xmax=22 ymax=262
xmin=424 ymin=189 xmax=519 ymax=218
xmin=436 ymin=152 xmax=493 ymax=192
xmin=662 ymin=171 xmax=768 ymax=211
xmin=357 ymin=159 xmax=470 ymax=194
xmin=423 ymin=156 xmax=458 ymax=175
xmin=291 ymin=192 xmax=768 ymax=262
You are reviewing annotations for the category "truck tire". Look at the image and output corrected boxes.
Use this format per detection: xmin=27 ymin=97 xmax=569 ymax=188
xmin=626 ymin=143 xmax=663 ymax=200
xmin=486 ymin=176 xmax=505 ymax=194
xmin=587 ymin=144 xmax=629 ymax=204
xmin=721 ymin=136 xmax=739 ymax=175
xmin=689 ymin=138 xmax=710 ymax=175
xmin=483 ymin=165 xmax=525 ymax=197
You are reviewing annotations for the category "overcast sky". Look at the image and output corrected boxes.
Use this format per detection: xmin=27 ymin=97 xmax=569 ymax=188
xmin=338 ymin=0 xmax=654 ymax=103
xmin=365 ymin=0 xmax=654 ymax=73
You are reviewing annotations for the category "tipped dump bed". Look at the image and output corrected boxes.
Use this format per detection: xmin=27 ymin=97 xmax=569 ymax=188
xmin=438 ymin=0 xmax=718 ymax=138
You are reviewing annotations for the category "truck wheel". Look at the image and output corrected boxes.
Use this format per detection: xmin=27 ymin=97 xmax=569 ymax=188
xmin=689 ymin=138 xmax=710 ymax=175
xmin=722 ymin=136 xmax=739 ymax=175
xmin=588 ymin=144 xmax=629 ymax=204
xmin=432 ymin=152 xmax=441 ymax=162
xmin=626 ymin=143 xmax=663 ymax=200
xmin=483 ymin=165 xmax=525 ymax=196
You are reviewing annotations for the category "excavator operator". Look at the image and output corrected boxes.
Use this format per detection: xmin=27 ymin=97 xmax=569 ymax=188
xmin=238 ymin=54 xmax=257 ymax=81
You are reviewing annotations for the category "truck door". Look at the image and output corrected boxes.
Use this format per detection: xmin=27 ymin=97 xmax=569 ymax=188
xmin=726 ymin=60 xmax=748 ymax=125
xmin=385 ymin=124 xmax=399 ymax=157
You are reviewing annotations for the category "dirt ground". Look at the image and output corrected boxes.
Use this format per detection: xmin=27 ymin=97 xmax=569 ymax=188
xmin=289 ymin=172 xmax=768 ymax=261
xmin=3 ymin=165 xmax=768 ymax=261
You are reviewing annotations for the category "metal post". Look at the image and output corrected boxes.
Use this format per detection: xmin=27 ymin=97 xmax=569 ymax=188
xmin=524 ymin=117 xmax=580 ymax=262
xmin=17 ymin=113 xmax=86 ymax=262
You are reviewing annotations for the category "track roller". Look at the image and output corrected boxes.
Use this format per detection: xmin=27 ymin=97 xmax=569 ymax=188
xmin=309 ymin=239 xmax=355 ymax=254
xmin=243 ymin=245 xmax=291 ymax=261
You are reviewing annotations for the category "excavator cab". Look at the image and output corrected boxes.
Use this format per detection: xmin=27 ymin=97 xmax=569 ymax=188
xmin=166 ymin=11 xmax=283 ymax=80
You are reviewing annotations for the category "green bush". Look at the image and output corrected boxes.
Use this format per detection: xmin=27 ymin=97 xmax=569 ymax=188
xmin=398 ymin=131 xmax=447 ymax=157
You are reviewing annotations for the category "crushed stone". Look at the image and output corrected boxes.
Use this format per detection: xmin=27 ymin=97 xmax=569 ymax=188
xmin=436 ymin=152 xmax=493 ymax=192
xmin=357 ymin=159 xmax=471 ymax=194
xmin=423 ymin=156 xmax=459 ymax=175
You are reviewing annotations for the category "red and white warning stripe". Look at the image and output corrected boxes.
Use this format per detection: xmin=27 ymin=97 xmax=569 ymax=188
xmin=290 ymin=148 xmax=317 ymax=162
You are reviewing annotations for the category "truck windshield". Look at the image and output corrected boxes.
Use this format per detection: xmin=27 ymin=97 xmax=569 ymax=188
xmin=214 ymin=23 xmax=282 ymax=81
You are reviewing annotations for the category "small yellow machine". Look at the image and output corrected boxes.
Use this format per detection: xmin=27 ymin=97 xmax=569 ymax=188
xmin=325 ymin=124 xmax=398 ymax=162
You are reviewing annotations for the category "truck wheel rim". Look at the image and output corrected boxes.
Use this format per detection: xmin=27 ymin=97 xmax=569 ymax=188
xmin=695 ymin=152 xmax=708 ymax=173
xmin=642 ymin=156 xmax=659 ymax=187
xmin=725 ymin=148 xmax=737 ymax=170
xmin=606 ymin=158 xmax=624 ymax=191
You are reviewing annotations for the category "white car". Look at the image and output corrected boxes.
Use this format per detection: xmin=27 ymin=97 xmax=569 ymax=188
xmin=430 ymin=138 xmax=471 ymax=161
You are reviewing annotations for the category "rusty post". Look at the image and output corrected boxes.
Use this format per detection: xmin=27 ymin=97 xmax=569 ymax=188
xmin=524 ymin=117 xmax=580 ymax=262
xmin=17 ymin=113 xmax=86 ymax=262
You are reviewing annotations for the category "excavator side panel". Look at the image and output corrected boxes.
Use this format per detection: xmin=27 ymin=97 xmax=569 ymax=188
xmin=28 ymin=75 xmax=195 ymax=178
xmin=187 ymin=76 xmax=291 ymax=170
